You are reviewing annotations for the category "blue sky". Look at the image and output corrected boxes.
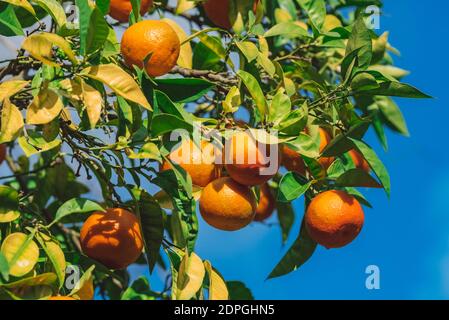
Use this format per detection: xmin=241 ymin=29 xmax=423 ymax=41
xmin=130 ymin=0 xmax=449 ymax=299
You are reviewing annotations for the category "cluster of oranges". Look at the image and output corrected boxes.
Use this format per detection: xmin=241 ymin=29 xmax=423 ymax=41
xmin=161 ymin=132 xmax=278 ymax=231
xmin=72 ymin=1 xmax=370 ymax=273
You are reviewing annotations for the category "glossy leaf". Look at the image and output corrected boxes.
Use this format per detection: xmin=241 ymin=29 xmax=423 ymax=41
xmin=81 ymin=64 xmax=151 ymax=110
xmin=268 ymin=221 xmax=317 ymax=279
xmin=277 ymin=172 xmax=312 ymax=202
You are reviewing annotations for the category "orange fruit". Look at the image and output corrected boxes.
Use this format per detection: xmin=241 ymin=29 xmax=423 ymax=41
xmin=199 ymin=177 xmax=257 ymax=231
xmin=121 ymin=20 xmax=180 ymax=77
xmin=161 ymin=139 xmax=221 ymax=187
xmin=348 ymin=149 xmax=370 ymax=172
xmin=109 ymin=0 xmax=153 ymax=23
xmin=80 ymin=208 xmax=143 ymax=269
xmin=281 ymin=145 xmax=306 ymax=175
xmin=225 ymin=131 xmax=279 ymax=186
xmin=203 ymin=0 xmax=259 ymax=29
xmin=317 ymin=128 xmax=335 ymax=170
xmin=305 ymin=190 xmax=364 ymax=249
xmin=254 ymin=183 xmax=275 ymax=222
xmin=0 ymin=144 xmax=6 ymax=165
xmin=48 ymin=296 xmax=77 ymax=300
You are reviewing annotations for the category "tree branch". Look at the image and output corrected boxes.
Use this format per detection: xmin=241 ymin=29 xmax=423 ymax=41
xmin=170 ymin=65 xmax=238 ymax=86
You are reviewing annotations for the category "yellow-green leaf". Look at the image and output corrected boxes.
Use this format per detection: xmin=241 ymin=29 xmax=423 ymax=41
xmin=175 ymin=0 xmax=196 ymax=14
xmin=60 ymin=78 xmax=103 ymax=128
xmin=275 ymin=8 xmax=293 ymax=23
xmin=26 ymin=89 xmax=63 ymax=125
xmin=1 ymin=273 xmax=57 ymax=289
xmin=0 ymin=232 xmax=39 ymax=277
xmin=162 ymin=18 xmax=193 ymax=69
xmin=176 ymin=252 xmax=205 ymax=300
xmin=204 ymin=261 xmax=229 ymax=300
xmin=81 ymin=64 xmax=151 ymax=110
xmin=222 ymin=86 xmax=241 ymax=114
xmin=235 ymin=41 xmax=259 ymax=63
xmin=35 ymin=232 xmax=66 ymax=288
xmin=237 ymin=70 xmax=268 ymax=117
xmin=0 ymin=99 xmax=24 ymax=143
xmin=2 ymin=0 xmax=35 ymax=15
xmin=0 ymin=80 xmax=29 ymax=101
xmin=22 ymin=32 xmax=77 ymax=66
xmin=35 ymin=0 xmax=67 ymax=27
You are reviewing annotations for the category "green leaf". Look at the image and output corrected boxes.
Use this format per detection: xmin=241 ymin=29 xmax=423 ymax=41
xmin=235 ymin=41 xmax=259 ymax=62
xmin=133 ymin=189 xmax=164 ymax=273
xmin=264 ymin=21 xmax=310 ymax=38
xmin=150 ymin=114 xmax=193 ymax=137
xmin=296 ymin=0 xmax=326 ymax=30
xmin=128 ymin=142 xmax=161 ymax=161
xmin=351 ymin=72 xmax=379 ymax=91
xmin=349 ymin=138 xmax=391 ymax=196
xmin=155 ymin=90 xmax=191 ymax=121
xmin=284 ymin=132 xmax=320 ymax=158
xmin=154 ymin=78 xmax=215 ymax=103
xmin=153 ymin=169 xmax=197 ymax=252
xmin=0 ymin=253 xmax=9 ymax=282
xmin=0 ymin=185 xmax=20 ymax=223
xmin=121 ymin=276 xmax=156 ymax=300
xmin=86 ymin=7 xmax=109 ymax=54
xmin=237 ymin=70 xmax=268 ymax=118
xmin=354 ymin=81 xmax=431 ymax=98
xmin=269 ymin=90 xmax=291 ymax=125
xmin=277 ymin=172 xmax=312 ymax=202
xmin=268 ymin=221 xmax=317 ymax=279
xmin=51 ymin=198 xmax=104 ymax=225
xmin=335 ymin=168 xmax=382 ymax=188
xmin=345 ymin=16 xmax=372 ymax=72
xmin=276 ymin=103 xmax=308 ymax=136
xmin=0 ymin=4 xmax=24 ymax=36
xmin=197 ymin=32 xmax=229 ymax=64
xmin=164 ymin=247 xmax=184 ymax=300
xmin=76 ymin=0 xmax=92 ymax=55
xmin=226 ymin=281 xmax=254 ymax=300
xmin=18 ymin=132 xmax=61 ymax=157
xmin=321 ymin=120 xmax=370 ymax=157
xmin=129 ymin=0 xmax=142 ymax=23
xmin=276 ymin=201 xmax=295 ymax=244
xmin=34 ymin=232 xmax=66 ymax=288
xmin=376 ymin=97 xmax=409 ymax=136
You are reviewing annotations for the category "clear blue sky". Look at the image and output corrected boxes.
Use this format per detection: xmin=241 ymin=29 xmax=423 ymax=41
xmin=129 ymin=0 xmax=449 ymax=299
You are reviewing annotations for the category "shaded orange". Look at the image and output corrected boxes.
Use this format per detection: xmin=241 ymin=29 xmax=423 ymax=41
xmin=317 ymin=128 xmax=335 ymax=170
xmin=80 ymin=208 xmax=143 ymax=269
xmin=199 ymin=177 xmax=256 ymax=231
xmin=109 ymin=0 xmax=153 ymax=23
xmin=225 ymin=131 xmax=279 ymax=186
xmin=160 ymin=139 xmax=221 ymax=187
xmin=281 ymin=145 xmax=306 ymax=175
xmin=203 ymin=0 xmax=259 ymax=30
xmin=254 ymin=184 xmax=275 ymax=222
xmin=348 ymin=149 xmax=370 ymax=172
xmin=121 ymin=20 xmax=180 ymax=77
xmin=305 ymin=190 xmax=364 ymax=249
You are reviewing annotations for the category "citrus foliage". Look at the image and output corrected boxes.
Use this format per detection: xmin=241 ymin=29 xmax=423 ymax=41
xmin=0 ymin=0 xmax=428 ymax=300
